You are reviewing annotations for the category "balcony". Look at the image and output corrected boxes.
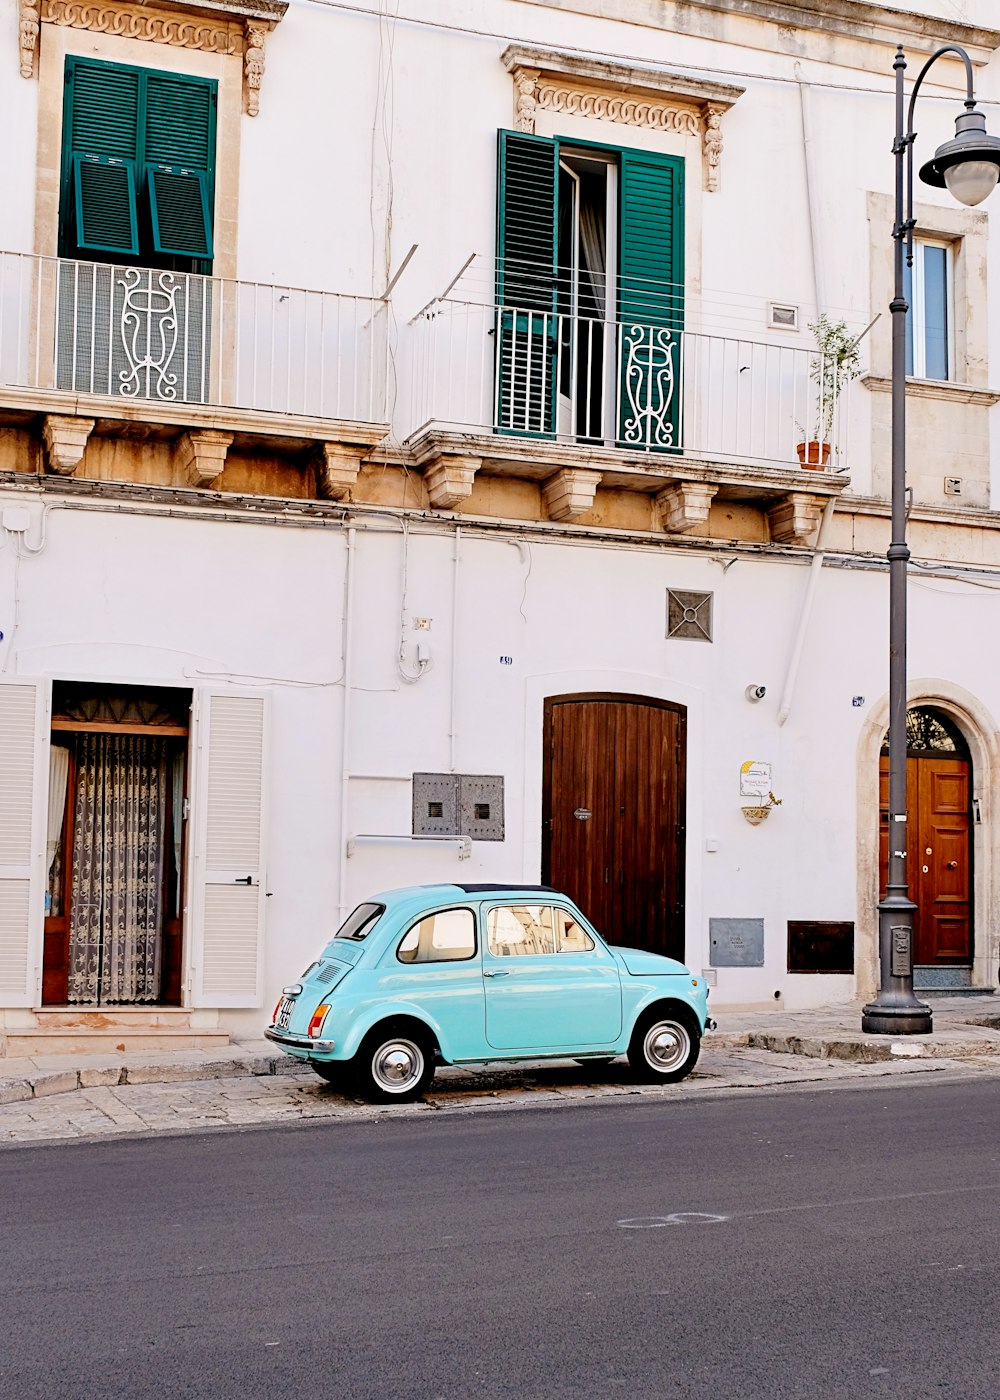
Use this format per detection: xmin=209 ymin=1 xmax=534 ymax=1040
xmin=401 ymin=297 xmax=852 ymax=539
xmin=0 ymin=251 xmax=389 ymax=492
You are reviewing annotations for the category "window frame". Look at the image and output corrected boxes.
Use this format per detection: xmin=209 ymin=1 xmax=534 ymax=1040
xmin=906 ymin=236 xmax=956 ymax=383
xmin=58 ymin=54 xmax=218 ymax=273
xmin=395 ymin=906 xmax=479 ymax=965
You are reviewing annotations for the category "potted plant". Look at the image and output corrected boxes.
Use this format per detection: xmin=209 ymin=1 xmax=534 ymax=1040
xmin=797 ymin=314 xmax=862 ymax=468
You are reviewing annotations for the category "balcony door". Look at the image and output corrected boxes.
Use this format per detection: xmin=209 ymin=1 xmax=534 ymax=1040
xmin=43 ymin=683 xmax=190 ymax=1007
xmin=497 ymin=131 xmax=684 ymax=452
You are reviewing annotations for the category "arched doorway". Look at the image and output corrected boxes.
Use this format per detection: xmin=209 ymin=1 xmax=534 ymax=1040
xmin=542 ymin=693 xmax=686 ymax=957
xmin=879 ymin=706 xmax=972 ymax=978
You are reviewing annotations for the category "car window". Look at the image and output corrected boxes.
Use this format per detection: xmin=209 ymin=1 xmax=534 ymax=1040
xmin=554 ymin=908 xmax=595 ymax=953
xmin=397 ymin=908 xmax=477 ymax=964
xmin=487 ymin=905 xmax=556 ymax=957
xmin=335 ymin=902 xmax=384 ymax=942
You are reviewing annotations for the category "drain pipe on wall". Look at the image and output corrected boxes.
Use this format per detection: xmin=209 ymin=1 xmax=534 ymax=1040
xmin=777 ymin=496 xmax=836 ymax=727
xmin=775 ymin=67 xmax=833 ymax=730
xmin=337 ymin=524 xmax=357 ymax=918
xmin=796 ymin=61 xmax=826 ymax=313
xmin=449 ymin=525 xmax=461 ymax=772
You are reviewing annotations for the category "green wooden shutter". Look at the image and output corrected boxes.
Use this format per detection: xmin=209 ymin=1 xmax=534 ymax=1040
xmin=144 ymin=72 xmax=216 ymax=261
xmin=148 ymin=166 xmax=213 ymax=258
xmin=144 ymin=72 xmax=216 ymax=170
xmin=617 ymin=150 xmax=685 ymax=451
xmin=496 ymin=131 xmax=558 ymax=437
xmin=72 ymin=153 xmax=139 ymax=256
xmin=61 ymin=58 xmax=141 ymax=257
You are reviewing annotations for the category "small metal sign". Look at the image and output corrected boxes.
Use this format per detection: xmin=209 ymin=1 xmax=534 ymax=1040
xmin=890 ymin=925 xmax=912 ymax=978
xmin=573 ymin=808 xmax=592 ymax=821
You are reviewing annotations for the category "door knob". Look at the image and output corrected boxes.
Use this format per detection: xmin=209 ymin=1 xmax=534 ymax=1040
xmin=947 ymin=860 xmax=958 ymax=869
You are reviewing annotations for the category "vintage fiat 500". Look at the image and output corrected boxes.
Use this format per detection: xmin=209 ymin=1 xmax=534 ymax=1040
xmin=265 ymin=884 xmax=715 ymax=1102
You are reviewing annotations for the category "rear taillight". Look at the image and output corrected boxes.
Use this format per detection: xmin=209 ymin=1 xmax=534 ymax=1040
xmin=307 ymin=1004 xmax=330 ymax=1038
xmin=271 ymin=997 xmax=283 ymax=1022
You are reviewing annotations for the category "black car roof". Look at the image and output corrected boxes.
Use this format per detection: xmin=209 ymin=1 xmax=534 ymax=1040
xmin=453 ymin=883 xmax=559 ymax=894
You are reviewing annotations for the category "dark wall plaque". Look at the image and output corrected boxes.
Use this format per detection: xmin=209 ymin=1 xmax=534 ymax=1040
xmin=787 ymin=921 xmax=855 ymax=974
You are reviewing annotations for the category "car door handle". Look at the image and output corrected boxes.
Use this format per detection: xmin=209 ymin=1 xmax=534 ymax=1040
xmin=483 ymin=969 xmax=510 ymax=978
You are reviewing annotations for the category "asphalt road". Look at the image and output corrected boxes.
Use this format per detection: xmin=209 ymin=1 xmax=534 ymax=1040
xmin=3 ymin=1077 xmax=999 ymax=1400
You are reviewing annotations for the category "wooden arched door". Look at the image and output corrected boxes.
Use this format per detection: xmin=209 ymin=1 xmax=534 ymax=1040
xmin=542 ymin=694 xmax=686 ymax=958
xmin=879 ymin=707 xmax=972 ymax=968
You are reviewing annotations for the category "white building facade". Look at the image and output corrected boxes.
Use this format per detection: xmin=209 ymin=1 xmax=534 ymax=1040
xmin=1 ymin=0 xmax=999 ymax=1052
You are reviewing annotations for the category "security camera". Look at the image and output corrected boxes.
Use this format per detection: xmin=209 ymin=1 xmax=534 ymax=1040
xmin=745 ymin=684 xmax=767 ymax=703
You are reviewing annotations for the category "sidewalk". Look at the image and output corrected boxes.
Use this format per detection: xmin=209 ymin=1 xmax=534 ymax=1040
xmin=3 ymin=995 xmax=999 ymax=1106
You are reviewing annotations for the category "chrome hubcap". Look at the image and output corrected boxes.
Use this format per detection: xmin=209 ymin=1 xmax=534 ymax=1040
xmin=372 ymin=1038 xmax=424 ymax=1093
xmin=643 ymin=1020 xmax=690 ymax=1073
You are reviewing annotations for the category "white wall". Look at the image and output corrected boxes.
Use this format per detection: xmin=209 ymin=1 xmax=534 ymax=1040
xmin=4 ymin=486 xmax=1000 ymax=1023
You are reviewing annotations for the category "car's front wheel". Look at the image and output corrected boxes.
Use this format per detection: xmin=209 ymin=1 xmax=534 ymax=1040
xmin=627 ymin=1008 xmax=700 ymax=1084
xmin=352 ymin=1023 xmax=436 ymax=1103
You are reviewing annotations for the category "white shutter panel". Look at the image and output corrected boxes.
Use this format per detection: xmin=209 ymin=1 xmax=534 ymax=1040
xmin=0 ymin=681 xmax=46 ymax=1004
xmin=191 ymin=691 xmax=268 ymax=1008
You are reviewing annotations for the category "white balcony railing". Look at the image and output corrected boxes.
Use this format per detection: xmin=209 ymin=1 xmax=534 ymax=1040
xmin=0 ymin=251 xmax=388 ymax=424
xmin=403 ymin=299 xmax=853 ymax=471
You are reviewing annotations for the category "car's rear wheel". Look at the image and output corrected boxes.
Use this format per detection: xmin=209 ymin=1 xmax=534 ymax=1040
xmin=352 ymin=1023 xmax=436 ymax=1103
xmin=627 ymin=1008 xmax=700 ymax=1084
xmin=309 ymin=1060 xmax=346 ymax=1088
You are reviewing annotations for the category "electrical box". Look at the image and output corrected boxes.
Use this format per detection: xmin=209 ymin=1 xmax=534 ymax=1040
xmin=412 ymin=773 xmax=505 ymax=841
xmin=709 ymin=917 xmax=765 ymax=967
xmin=412 ymin=773 xmax=459 ymax=837
xmin=458 ymin=774 xmax=505 ymax=842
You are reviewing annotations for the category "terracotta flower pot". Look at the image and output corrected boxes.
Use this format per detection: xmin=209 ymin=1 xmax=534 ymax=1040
xmin=796 ymin=440 xmax=830 ymax=469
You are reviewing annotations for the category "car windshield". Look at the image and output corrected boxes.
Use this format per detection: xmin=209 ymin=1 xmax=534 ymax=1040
xmin=334 ymin=902 xmax=384 ymax=941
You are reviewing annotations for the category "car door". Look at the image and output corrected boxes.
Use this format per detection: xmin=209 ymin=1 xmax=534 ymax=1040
xmin=482 ymin=902 xmax=622 ymax=1050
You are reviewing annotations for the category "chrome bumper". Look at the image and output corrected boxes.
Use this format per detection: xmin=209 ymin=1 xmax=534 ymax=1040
xmin=704 ymin=1018 xmax=718 ymax=1032
xmin=264 ymin=1027 xmax=336 ymax=1054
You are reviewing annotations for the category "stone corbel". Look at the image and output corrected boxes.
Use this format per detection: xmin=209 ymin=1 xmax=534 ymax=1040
xmin=767 ymin=493 xmax=825 ymax=547
xmin=19 ymin=1 xmax=39 ymax=79
xmin=511 ymin=65 xmax=541 ymax=133
xmin=655 ymin=482 xmax=717 ymax=534
xmin=542 ymin=468 xmax=601 ymax=522
xmin=424 ymin=455 xmax=479 ymax=511
xmin=42 ymin=415 xmax=94 ymax=475
xmin=175 ymin=429 xmax=233 ymax=487
xmin=703 ymin=103 xmax=725 ymax=194
xmin=243 ymin=22 xmax=268 ymax=117
xmin=316 ymin=443 xmax=365 ymax=501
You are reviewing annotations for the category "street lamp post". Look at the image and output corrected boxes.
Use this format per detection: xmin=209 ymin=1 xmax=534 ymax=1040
xmin=862 ymin=45 xmax=1000 ymax=1036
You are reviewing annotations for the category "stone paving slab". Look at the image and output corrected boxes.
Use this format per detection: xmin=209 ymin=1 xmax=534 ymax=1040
xmin=2 ymin=1000 xmax=997 ymax=1110
xmin=1 ymin=1043 xmax=997 ymax=1147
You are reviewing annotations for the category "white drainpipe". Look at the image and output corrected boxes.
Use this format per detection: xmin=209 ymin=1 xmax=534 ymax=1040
xmin=777 ymin=496 xmax=836 ymax=727
xmin=337 ymin=524 xmax=357 ymax=918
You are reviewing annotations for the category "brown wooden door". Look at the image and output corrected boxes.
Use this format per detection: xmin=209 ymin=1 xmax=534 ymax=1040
xmin=542 ymin=694 xmax=686 ymax=957
xmin=879 ymin=755 xmax=971 ymax=964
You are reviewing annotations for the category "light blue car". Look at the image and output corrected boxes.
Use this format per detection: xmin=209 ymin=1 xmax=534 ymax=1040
xmin=266 ymin=884 xmax=715 ymax=1102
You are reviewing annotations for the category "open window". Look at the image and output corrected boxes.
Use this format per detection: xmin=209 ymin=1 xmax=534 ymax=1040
xmin=496 ymin=130 xmax=684 ymax=451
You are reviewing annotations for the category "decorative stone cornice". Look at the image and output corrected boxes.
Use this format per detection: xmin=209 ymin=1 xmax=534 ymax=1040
xmin=502 ymin=46 xmax=743 ymax=193
xmin=861 ymin=374 xmax=1000 ymax=408
xmin=20 ymin=0 xmax=287 ymax=114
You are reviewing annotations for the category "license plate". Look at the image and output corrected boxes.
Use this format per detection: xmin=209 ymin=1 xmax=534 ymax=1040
xmin=275 ymin=996 xmax=294 ymax=1030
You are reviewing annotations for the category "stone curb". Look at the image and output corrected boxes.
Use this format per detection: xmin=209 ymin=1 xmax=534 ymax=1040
xmin=745 ymin=1031 xmax=1000 ymax=1063
xmin=0 ymin=1053 xmax=303 ymax=1105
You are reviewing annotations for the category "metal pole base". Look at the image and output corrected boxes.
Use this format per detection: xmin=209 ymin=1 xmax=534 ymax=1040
xmin=861 ymin=1002 xmax=933 ymax=1035
xmin=862 ymin=892 xmax=933 ymax=1035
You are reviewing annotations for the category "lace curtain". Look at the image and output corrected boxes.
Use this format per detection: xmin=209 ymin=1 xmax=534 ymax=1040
xmin=67 ymin=733 xmax=169 ymax=1005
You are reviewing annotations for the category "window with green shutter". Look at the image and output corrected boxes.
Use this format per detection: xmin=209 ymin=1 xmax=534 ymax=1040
xmin=59 ymin=57 xmax=216 ymax=270
xmin=495 ymin=130 xmax=684 ymax=451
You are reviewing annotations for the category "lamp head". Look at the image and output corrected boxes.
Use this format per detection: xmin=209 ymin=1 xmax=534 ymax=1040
xmin=919 ymin=106 xmax=1000 ymax=206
